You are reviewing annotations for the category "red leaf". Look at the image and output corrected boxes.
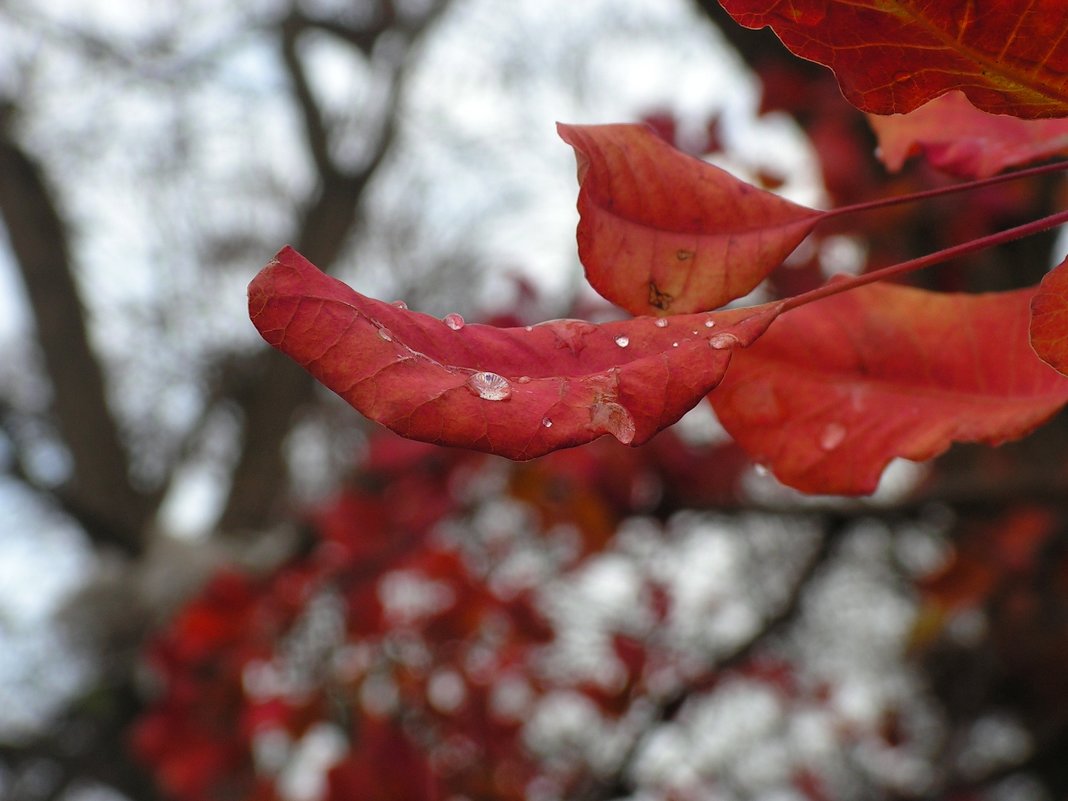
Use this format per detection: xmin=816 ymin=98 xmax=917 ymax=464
xmin=711 ymin=282 xmax=1068 ymax=495
xmin=869 ymin=91 xmax=1068 ymax=178
xmin=248 ymin=247 xmax=781 ymax=460
xmin=719 ymin=1 xmax=1068 ymax=118
xmin=558 ymin=123 xmax=821 ymax=315
xmin=1030 ymin=256 xmax=1068 ymax=376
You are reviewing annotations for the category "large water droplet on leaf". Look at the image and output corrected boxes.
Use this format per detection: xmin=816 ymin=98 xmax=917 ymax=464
xmin=590 ymin=401 xmax=635 ymax=445
xmin=377 ymin=327 xmax=393 ymax=342
xmin=819 ymin=422 xmax=847 ymax=451
xmin=615 ymin=336 xmax=630 ymax=348
xmin=704 ymin=318 xmax=716 ymax=328
xmin=466 ymin=371 xmax=511 ymax=401
xmin=541 ymin=417 xmax=553 ymax=428
xmin=655 ymin=318 xmax=669 ymax=328
xmin=709 ymin=332 xmax=740 ymax=349
xmin=391 ymin=300 xmax=408 ymax=310
xmin=443 ymin=313 xmax=465 ymax=331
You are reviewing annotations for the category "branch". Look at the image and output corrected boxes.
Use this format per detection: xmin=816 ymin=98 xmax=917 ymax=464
xmin=280 ymin=12 xmax=338 ymax=182
xmin=0 ymin=114 xmax=153 ymax=554
xmin=218 ymin=1 xmax=452 ymax=534
xmin=578 ymin=515 xmax=845 ymax=800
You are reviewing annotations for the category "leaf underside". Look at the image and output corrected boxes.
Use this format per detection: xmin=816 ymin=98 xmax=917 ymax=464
xmin=719 ymin=0 xmax=1068 ymax=118
xmin=869 ymin=91 xmax=1068 ymax=178
xmin=1031 ymin=256 xmax=1068 ymax=376
xmin=712 ymin=282 xmax=1068 ymax=495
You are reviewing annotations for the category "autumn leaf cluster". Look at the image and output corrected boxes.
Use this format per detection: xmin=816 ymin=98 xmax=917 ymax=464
xmin=250 ymin=1 xmax=1068 ymax=496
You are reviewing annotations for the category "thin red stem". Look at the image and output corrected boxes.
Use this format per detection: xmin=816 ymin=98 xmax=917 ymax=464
xmin=819 ymin=159 xmax=1068 ymax=222
xmin=782 ymin=207 xmax=1068 ymax=313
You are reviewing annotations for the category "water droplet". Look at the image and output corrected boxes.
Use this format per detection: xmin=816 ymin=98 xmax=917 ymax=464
xmin=655 ymin=318 xmax=669 ymax=328
xmin=443 ymin=313 xmax=465 ymax=331
xmin=516 ymin=375 xmax=532 ymax=384
xmin=541 ymin=417 xmax=553 ymax=428
xmin=615 ymin=336 xmax=630 ymax=348
xmin=672 ymin=342 xmax=678 ymax=348
xmin=390 ymin=300 xmax=408 ymax=310
xmin=466 ymin=371 xmax=511 ymax=401
xmin=524 ymin=325 xmax=533 ymax=332
xmin=709 ymin=333 xmax=740 ymax=349
xmin=819 ymin=422 xmax=847 ymax=451
xmin=691 ymin=330 xmax=699 ymax=335
xmin=704 ymin=318 xmax=716 ymax=328
xmin=754 ymin=464 xmax=769 ymax=477
xmin=590 ymin=401 xmax=636 ymax=445
xmin=377 ymin=327 xmax=393 ymax=342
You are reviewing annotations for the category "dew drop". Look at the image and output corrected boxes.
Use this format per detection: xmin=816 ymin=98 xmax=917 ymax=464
xmin=615 ymin=336 xmax=630 ymax=348
xmin=466 ymin=371 xmax=511 ymax=401
xmin=819 ymin=422 xmax=847 ymax=451
xmin=390 ymin=300 xmax=408 ymax=310
xmin=377 ymin=327 xmax=393 ymax=342
xmin=443 ymin=313 xmax=465 ymax=331
xmin=672 ymin=342 xmax=678 ymax=347
xmin=525 ymin=325 xmax=534 ymax=332
xmin=541 ymin=417 xmax=553 ymax=428
xmin=754 ymin=464 xmax=770 ymax=477
xmin=709 ymin=333 xmax=740 ymax=349
xmin=516 ymin=375 xmax=532 ymax=384
xmin=704 ymin=318 xmax=716 ymax=328
xmin=590 ymin=401 xmax=636 ymax=445
xmin=655 ymin=318 xmax=669 ymax=328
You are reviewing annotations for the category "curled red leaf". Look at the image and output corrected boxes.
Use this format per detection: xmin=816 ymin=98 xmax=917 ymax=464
xmin=1031 ymin=256 xmax=1068 ymax=376
xmin=558 ymin=123 xmax=821 ymax=315
xmin=712 ymin=282 xmax=1068 ymax=495
xmin=720 ymin=1 xmax=1068 ymax=119
xmin=249 ymin=247 xmax=781 ymax=460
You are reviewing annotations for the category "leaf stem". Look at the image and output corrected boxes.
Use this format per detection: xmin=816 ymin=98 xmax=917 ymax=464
xmin=820 ymin=159 xmax=1068 ymax=221
xmin=782 ymin=207 xmax=1068 ymax=313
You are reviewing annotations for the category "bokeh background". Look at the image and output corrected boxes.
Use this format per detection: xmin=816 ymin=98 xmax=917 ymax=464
xmin=2 ymin=2 xmax=1067 ymax=800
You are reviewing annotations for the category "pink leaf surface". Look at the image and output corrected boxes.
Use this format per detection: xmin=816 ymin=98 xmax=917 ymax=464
xmin=869 ymin=91 xmax=1068 ymax=178
xmin=558 ymin=123 xmax=822 ymax=315
xmin=249 ymin=247 xmax=781 ymax=460
xmin=712 ymin=282 xmax=1068 ymax=495
xmin=1031 ymin=256 xmax=1068 ymax=376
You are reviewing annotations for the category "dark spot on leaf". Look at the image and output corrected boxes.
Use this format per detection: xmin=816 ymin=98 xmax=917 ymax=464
xmin=648 ymin=282 xmax=673 ymax=311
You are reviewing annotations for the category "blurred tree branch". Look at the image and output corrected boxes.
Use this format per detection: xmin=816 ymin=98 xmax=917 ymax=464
xmin=218 ymin=0 xmax=451 ymax=534
xmin=0 ymin=677 xmax=163 ymax=801
xmin=0 ymin=108 xmax=155 ymax=555
xmin=578 ymin=514 xmax=844 ymax=801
